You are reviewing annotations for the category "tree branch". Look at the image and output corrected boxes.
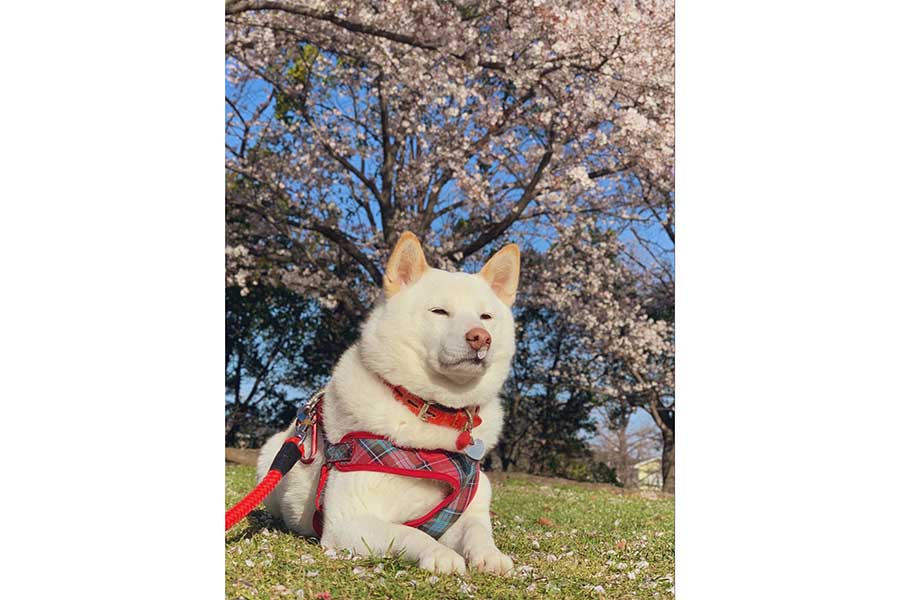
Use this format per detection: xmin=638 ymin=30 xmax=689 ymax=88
xmin=226 ymin=0 xmax=442 ymax=52
xmin=589 ymin=160 xmax=635 ymax=180
xmin=376 ymin=74 xmax=396 ymax=242
xmin=304 ymin=222 xmax=383 ymax=287
xmin=242 ymin=332 xmax=289 ymax=406
xmin=445 ymin=147 xmax=554 ymax=262
xmin=225 ymin=0 xmax=510 ymax=72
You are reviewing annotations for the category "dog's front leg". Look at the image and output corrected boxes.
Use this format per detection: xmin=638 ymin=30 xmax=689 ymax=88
xmin=321 ymin=514 xmax=467 ymax=575
xmin=439 ymin=473 xmax=514 ymax=575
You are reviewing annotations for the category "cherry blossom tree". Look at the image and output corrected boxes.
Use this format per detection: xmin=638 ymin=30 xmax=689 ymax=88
xmin=525 ymin=225 xmax=675 ymax=490
xmin=224 ymin=0 xmax=675 ymax=486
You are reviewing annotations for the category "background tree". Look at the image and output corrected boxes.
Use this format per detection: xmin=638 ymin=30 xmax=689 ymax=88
xmin=494 ymin=302 xmax=599 ymax=475
xmin=225 ymin=285 xmax=358 ymax=445
xmin=526 ymin=225 xmax=675 ymax=489
xmin=225 ymin=0 xmax=673 ymax=298
xmin=594 ymin=399 xmax=662 ymax=487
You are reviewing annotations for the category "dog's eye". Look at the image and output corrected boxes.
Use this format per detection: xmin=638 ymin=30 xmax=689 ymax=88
xmin=430 ymin=308 xmax=449 ymax=316
xmin=480 ymin=313 xmax=492 ymax=320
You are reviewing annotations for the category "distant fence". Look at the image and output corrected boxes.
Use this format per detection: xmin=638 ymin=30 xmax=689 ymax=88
xmin=226 ymin=447 xmax=260 ymax=466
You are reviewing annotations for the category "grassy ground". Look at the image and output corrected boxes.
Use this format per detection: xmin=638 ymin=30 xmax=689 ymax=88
xmin=226 ymin=464 xmax=674 ymax=599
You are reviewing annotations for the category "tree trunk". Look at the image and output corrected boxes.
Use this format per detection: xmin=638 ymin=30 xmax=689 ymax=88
xmin=496 ymin=437 xmax=513 ymax=471
xmin=661 ymin=428 xmax=675 ymax=493
xmin=224 ymin=409 xmax=245 ymax=447
xmin=644 ymin=392 xmax=675 ymax=493
xmin=617 ymin=421 xmax=631 ymax=486
xmin=482 ymin=453 xmax=493 ymax=471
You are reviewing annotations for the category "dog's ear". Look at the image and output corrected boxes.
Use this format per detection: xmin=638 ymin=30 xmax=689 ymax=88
xmin=383 ymin=231 xmax=429 ymax=297
xmin=479 ymin=243 xmax=520 ymax=306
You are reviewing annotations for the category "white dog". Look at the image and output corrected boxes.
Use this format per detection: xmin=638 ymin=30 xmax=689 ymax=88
xmin=256 ymin=231 xmax=519 ymax=575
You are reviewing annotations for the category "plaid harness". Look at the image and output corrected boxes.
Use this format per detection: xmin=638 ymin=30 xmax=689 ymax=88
xmin=312 ymin=432 xmax=480 ymax=539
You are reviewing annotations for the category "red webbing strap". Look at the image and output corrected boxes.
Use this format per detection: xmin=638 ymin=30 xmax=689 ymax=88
xmin=312 ymin=464 xmax=329 ymax=537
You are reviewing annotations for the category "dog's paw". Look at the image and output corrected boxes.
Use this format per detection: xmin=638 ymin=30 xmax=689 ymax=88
xmin=466 ymin=546 xmax=514 ymax=575
xmin=418 ymin=546 xmax=467 ymax=575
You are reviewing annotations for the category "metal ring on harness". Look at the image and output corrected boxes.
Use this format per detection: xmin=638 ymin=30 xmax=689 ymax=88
xmin=295 ymin=389 xmax=324 ymax=464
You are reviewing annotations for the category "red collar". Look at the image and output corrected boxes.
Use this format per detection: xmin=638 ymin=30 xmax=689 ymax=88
xmin=381 ymin=378 xmax=483 ymax=450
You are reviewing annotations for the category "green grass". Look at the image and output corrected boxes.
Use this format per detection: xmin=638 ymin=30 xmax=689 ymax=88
xmin=226 ymin=464 xmax=674 ymax=599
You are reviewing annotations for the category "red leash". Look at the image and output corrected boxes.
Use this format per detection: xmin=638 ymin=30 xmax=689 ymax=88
xmin=225 ymin=392 xmax=322 ymax=531
xmin=226 ymin=468 xmax=284 ymax=531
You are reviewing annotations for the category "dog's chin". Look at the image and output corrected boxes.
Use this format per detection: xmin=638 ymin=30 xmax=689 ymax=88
xmin=431 ymin=355 xmax=489 ymax=386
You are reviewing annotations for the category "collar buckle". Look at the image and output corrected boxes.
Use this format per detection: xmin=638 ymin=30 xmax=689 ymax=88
xmin=463 ymin=407 xmax=475 ymax=431
xmin=417 ymin=401 xmax=433 ymax=421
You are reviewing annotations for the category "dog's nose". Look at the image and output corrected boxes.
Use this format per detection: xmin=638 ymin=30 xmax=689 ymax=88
xmin=465 ymin=327 xmax=492 ymax=351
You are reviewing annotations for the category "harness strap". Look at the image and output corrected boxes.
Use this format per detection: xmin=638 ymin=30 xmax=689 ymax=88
xmin=312 ymin=432 xmax=479 ymax=539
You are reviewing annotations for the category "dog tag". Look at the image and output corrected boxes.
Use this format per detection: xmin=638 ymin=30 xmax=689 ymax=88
xmin=464 ymin=438 xmax=485 ymax=461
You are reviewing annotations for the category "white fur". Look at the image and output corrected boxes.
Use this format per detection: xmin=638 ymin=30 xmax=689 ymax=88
xmin=257 ymin=239 xmax=517 ymax=575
